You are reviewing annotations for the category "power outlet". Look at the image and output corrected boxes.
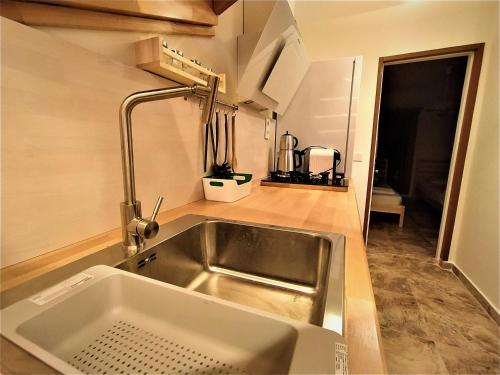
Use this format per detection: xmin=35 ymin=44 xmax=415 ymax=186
xmin=264 ymin=118 xmax=271 ymax=140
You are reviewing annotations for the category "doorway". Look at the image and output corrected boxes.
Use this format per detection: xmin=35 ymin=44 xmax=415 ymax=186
xmin=363 ymin=44 xmax=484 ymax=261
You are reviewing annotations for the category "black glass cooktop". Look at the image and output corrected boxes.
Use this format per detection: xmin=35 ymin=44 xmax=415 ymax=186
xmin=263 ymin=171 xmax=345 ymax=187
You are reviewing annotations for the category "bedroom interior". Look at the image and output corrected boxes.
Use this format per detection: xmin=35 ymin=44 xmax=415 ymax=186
xmin=369 ymin=56 xmax=468 ymax=245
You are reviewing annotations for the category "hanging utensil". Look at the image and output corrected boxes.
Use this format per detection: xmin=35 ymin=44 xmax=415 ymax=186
xmin=231 ymin=113 xmax=238 ymax=172
xmin=208 ymin=112 xmax=217 ymax=165
xmin=203 ymin=122 xmax=209 ymax=172
xmin=215 ymin=111 xmax=220 ymax=164
xmin=224 ymin=113 xmax=229 ymax=164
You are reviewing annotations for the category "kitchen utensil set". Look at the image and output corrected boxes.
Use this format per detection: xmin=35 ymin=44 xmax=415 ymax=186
xmin=204 ymin=109 xmax=237 ymax=178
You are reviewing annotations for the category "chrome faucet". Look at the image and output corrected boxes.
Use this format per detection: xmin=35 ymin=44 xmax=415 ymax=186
xmin=119 ymin=76 xmax=220 ymax=255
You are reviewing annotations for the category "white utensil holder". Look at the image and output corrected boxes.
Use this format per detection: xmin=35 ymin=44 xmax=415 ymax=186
xmin=202 ymin=173 xmax=252 ymax=202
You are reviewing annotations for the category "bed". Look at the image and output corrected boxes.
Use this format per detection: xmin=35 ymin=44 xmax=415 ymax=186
xmin=371 ymin=159 xmax=405 ymax=227
xmin=370 ymin=185 xmax=405 ymax=227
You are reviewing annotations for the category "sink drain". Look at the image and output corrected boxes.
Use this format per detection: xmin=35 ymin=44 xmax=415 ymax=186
xmin=68 ymin=320 xmax=248 ymax=375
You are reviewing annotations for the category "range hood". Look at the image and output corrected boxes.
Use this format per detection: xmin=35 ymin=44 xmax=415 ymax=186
xmin=237 ymin=1 xmax=309 ymax=115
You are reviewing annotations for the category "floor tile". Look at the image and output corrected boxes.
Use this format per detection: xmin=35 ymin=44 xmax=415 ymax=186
xmin=382 ymin=329 xmax=449 ymax=374
xmin=371 ymin=270 xmax=413 ymax=295
xmin=367 ymin=199 xmax=500 ymax=374
xmin=373 ymin=288 xmax=428 ymax=338
xmin=435 ymin=340 xmax=500 ymax=374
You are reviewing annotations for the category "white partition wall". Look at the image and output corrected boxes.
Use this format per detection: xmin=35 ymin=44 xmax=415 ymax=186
xmin=277 ymin=57 xmax=362 ymax=177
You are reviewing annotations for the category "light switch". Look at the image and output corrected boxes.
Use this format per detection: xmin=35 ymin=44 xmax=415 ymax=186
xmin=264 ymin=118 xmax=271 ymax=140
xmin=353 ymin=153 xmax=363 ymax=162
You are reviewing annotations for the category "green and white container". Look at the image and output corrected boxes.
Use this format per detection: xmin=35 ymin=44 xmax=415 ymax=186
xmin=202 ymin=173 xmax=252 ymax=202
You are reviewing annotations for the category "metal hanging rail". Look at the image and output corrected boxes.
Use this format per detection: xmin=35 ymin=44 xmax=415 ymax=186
xmin=216 ymin=99 xmax=239 ymax=111
xmin=195 ymin=94 xmax=238 ymax=112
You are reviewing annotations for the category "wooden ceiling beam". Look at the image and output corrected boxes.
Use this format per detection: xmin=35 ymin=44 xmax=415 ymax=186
xmin=0 ymin=0 xmax=216 ymax=37
xmin=212 ymin=0 xmax=238 ymax=15
xmin=27 ymin=0 xmax=218 ymax=26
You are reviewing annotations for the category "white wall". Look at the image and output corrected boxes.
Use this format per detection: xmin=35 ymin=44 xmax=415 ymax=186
xmin=0 ymin=4 xmax=272 ymax=267
xmin=448 ymin=25 xmax=499 ymax=312
xmin=295 ymin=1 xmax=499 ymax=310
xmin=277 ymin=57 xmax=361 ymax=177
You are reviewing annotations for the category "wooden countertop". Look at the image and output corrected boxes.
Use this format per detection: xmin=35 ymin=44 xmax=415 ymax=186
xmin=0 ymin=185 xmax=387 ymax=374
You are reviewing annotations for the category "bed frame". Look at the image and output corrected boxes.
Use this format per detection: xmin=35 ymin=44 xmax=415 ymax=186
xmin=370 ymin=201 xmax=405 ymax=227
xmin=370 ymin=159 xmax=405 ymax=227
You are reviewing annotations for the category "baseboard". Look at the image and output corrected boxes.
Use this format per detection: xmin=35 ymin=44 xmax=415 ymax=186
xmin=440 ymin=260 xmax=500 ymax=325
xmin=437 ymin=260 xmax=453 ymax=271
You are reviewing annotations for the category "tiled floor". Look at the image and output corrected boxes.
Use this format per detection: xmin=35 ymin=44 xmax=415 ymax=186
xmin=367 ymin=201 xmax=500 ymax=374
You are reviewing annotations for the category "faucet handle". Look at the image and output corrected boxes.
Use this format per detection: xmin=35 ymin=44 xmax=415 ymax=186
xmin=150 ymin=196 xmax=164 ymax=221
xmin=135 ymin=196 xmax=164 ymax=240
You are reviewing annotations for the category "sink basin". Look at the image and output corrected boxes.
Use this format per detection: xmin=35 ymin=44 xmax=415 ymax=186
xmin=1 ymin=265 xmax=342 ymax=374
xmin=116 ymin=216 xmax=345 ymax=335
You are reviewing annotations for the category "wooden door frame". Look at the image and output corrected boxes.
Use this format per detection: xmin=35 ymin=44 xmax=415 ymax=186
xmin=362 ymin=43 xmax=485 ymax=261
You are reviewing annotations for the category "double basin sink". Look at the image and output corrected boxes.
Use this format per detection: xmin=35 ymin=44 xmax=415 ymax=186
xmin=1 ymin=215 xmax=346 ymax=374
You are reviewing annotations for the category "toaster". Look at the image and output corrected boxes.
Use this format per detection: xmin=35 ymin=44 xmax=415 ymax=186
xmin=302 ymin=147 xmax=341 ymax=178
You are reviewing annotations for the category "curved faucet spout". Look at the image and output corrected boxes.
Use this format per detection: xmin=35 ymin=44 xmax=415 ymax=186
xmin=119 ymin=85 xmax=196 ymax=205
xmin=119 ymin=76 xmax=220 ymax=254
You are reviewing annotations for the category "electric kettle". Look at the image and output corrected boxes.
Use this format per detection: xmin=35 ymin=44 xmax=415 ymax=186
xmin=277 ymin=131 xmax=302 ymax=173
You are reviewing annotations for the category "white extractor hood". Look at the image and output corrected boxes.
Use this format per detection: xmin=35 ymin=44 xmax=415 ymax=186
xmin=237 ymin=1 xmax=309 ymax=115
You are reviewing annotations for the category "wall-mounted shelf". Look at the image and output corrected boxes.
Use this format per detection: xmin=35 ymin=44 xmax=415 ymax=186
xmin=135 ymin=36 xmax=226 ymax=93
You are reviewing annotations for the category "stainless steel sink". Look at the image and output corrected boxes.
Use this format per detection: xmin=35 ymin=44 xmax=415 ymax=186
xmin=0 ymin=215 xmax=346 ymax=374
xmin=116 ymin=215 xmax=345 ymax=335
